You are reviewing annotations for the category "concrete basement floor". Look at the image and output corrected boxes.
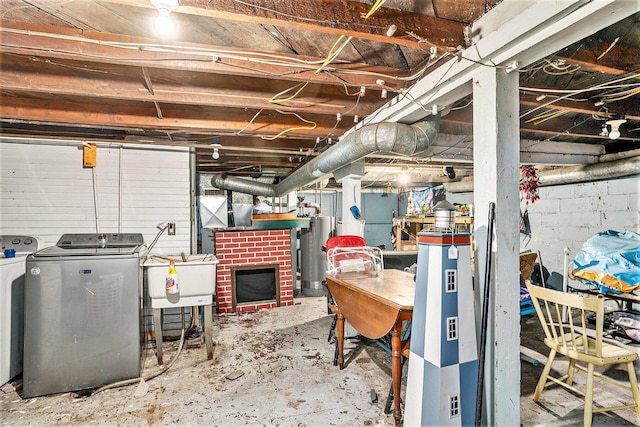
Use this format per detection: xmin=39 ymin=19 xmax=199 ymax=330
xmin=2 ymin=296 xmax=640 ymax=426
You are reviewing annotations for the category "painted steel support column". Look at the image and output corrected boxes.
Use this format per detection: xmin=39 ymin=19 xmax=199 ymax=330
xmin=472 ymin=67 xmax=521 ymax=425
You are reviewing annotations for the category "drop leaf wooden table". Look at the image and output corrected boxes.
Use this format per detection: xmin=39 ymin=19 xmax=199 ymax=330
xmin=325 ymin=268 xmax=415 ymax=426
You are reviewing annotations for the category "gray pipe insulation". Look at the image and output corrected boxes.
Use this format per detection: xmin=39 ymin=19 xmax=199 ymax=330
xmin=444 ymin=155 xmax=640 ymax=193
xmin=211 ymin=117 xmax=440 ymax=197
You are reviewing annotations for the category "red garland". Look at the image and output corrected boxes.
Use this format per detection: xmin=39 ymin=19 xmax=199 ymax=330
xmin=520 ymin=165 xmax=540 ymax=204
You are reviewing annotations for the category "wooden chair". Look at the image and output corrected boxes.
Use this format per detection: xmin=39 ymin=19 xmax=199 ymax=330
xmin=525 ymin=281 xmax=640 ymax=426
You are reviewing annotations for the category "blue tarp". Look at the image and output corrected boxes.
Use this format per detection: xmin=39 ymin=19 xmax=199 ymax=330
xmin=571 ymin=230 xmax=640 ymax=293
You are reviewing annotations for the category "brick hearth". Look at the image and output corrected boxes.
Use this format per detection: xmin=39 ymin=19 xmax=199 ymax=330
xmin=214 ymin=229 xmax=294 ymax=313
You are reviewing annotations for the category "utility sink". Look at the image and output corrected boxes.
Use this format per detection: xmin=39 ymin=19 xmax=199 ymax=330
xmin=143 ymin=254 xmax=218 ymax=309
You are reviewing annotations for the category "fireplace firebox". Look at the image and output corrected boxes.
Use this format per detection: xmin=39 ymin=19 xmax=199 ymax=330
xmin=231 ymin=264 xmax=280 ymax=311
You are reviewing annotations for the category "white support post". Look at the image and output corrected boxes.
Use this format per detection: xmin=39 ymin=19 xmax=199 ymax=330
xmin=340 ymin=176 xmax=362 ymax=236
xmin=334 ymin=160 xmax=365 ymax=236
xmin=472 ymin=66 xmax=521 ymax=426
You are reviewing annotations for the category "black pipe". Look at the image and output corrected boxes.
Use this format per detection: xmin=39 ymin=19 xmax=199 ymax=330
xmin=475 ymin=202 xmax=495 ymax=427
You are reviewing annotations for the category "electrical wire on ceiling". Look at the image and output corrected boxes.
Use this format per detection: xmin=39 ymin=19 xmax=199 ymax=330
xmin=315 ymin=35 xmax=354 ymax=74
xmin=269 ymin=82 xmax=310 ymax=104
xmin=0 ymin=28 xmax=455 ymax=86
xmin=525 ymin=109 xmax=569 ymax=125
xmin=234 ymin=109 xmax=263 ymax=136
xmin=599 ymin=87 xmax=640 ymax=103
xmin=257 ymin=0 xmax=387 ymax=110
xmin=541 ymin=59 xmax=581 ymax=75
xmin=229 ymin=0 xmax=389 ymax=33
xmin=427 ymin=136 xmax=473 ymax=158
xmin=519 ymin=71 xmax=640 ymax=119
xmin=361 ymin=158 xmax=400 ymax=189
xmin=260 ymin=110 xmax=317 ymax=140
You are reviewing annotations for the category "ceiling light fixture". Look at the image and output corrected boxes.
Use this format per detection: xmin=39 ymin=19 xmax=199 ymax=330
xmin=605 ymin=118 xmax=626 ymax=140
xmin=211 ymin=142 xmax=221 ymax=160
xmin=150 ymin=0 xmax=179 ymax=36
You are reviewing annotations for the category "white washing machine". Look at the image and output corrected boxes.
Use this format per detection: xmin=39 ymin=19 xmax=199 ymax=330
xmin=0 ymin=235 xmax=42 ymax=385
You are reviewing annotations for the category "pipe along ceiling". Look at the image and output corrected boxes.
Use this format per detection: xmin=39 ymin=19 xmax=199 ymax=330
xmin=211 ymin=116 xmax=440 ymax=197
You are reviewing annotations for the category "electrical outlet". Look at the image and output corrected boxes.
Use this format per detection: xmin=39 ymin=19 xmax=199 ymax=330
xmin=168 ymin=223 xmax=176 ymax=235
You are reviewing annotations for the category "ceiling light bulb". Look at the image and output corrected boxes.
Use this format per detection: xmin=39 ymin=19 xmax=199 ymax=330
xmin=397 ymin=172 xmax=410 ymax=186
xmin=212 ymin=148 xmax=219 ymax=160
xmin=606 ymin=119 xmax=626 ymax=140
xmin=151 ymin=0 xmax=179 ymax=36
xmin=155 ymin=8 xmax=174 ymax=35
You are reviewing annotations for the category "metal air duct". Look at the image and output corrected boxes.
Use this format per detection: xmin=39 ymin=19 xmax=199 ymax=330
xmin=210 ymin=117 xmax=440 ymax=196
xmin=444 ymin=156 xmax=640 ymax=193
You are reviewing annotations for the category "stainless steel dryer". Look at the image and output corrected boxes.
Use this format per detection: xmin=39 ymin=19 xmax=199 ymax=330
xmin=23 ymin=233 xmax=145 ymax=398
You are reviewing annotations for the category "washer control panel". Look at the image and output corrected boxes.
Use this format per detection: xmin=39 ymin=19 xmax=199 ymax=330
xmin=56 ymin=233 xmax=145 ymax=249
xmin=0 ymin=235 xmax=41 ymax=255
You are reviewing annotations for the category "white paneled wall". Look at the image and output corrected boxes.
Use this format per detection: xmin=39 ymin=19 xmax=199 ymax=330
xmin=0 ymin=142 xmax=191 ymax=253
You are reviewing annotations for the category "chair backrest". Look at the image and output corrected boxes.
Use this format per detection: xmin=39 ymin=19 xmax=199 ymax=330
xmin=325 ymin=235 xmax=383 ymax=275
xmin=325 ymin=235 xmax=367 ymax=251
xmin=525 ymin=281 xmax=605 ymax=358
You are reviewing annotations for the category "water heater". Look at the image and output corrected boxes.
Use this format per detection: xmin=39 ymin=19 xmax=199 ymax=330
xmin=300 ymin=216 xmax=334 ymax=296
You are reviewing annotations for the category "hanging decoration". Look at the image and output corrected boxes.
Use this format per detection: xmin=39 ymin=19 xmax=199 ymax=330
xmin=519 ymin=165 xmax=540 ymax=204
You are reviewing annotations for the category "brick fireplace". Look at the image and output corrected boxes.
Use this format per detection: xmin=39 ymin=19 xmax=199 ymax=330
xmin=214 ymin=229 xmax=294 ymax=313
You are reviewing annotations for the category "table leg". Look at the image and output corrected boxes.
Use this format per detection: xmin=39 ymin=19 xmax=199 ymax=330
xmin=204 ymin=303 xmax=214 ymax=360
xmin=337 ymin=311 xmax=345 ymax=369
xmin=391 ymin=324 xmax=402 ymax=426
xmin=153 ymin=308 xmax=163 ymax=365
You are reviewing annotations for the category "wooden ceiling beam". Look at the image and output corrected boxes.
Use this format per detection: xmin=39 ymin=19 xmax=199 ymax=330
xmin=0 ymin=96 xmax=350 ymax=138
xmin=0 ymin=56 xmax=382 ymax=117
xmin=442 ymin=108 xmax=636 ymax=141
xmin=519 ymin=95 xmax=640 ymax=121
xmin=102 ymin=0 xmax=467 ymax=49
xmin=558 ymin=44 xmax=640 ymax=75
xmin=0 ymin=20 xmax=410 ymax=90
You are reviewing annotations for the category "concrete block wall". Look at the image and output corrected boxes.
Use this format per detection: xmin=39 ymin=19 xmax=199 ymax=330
xmin=522 ymin=175 xmax=639 ymax=275
xmin=448 ymin=174 xmax=639 ymax=277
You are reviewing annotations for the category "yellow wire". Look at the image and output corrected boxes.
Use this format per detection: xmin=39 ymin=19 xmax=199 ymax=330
xmin=365 ymin=0 xmax=386 ymax=18
xmin=269 ymin=0 xmax=386 ymax=106
xmin=261 ymin=110 xmax=318 ymax=140
xmin=531 ymin=110 xmax=568 ymax=125
xmin=269 ymin=82 xmax=310 ymax=104
xmin=316 ymin=35 xmax=352 ymax=74
xmin=525 ymin=110 xmax=558 ymax=123
xmin=261 ymin=123 xmax=317 ymax=140
xmin=602 ymin=87 xmax=640 ymax=103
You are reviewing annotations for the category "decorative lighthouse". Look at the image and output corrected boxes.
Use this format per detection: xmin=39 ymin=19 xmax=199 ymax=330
xmin=404 ymin=201 xmax=477 ymax=426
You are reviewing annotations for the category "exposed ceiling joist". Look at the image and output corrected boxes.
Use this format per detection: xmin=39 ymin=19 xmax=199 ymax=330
xmin=359 ymin=0 xmax=639 ymax=126
xmin=0 ymin=20 xmax=410 ymax=90
xmin=0 ymin=54 xmax=380 ymax=117
xmin=101 ymin=0 xmax=469 ymax=49
xmin=0 ymin=95 xmax=351 ymax=138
